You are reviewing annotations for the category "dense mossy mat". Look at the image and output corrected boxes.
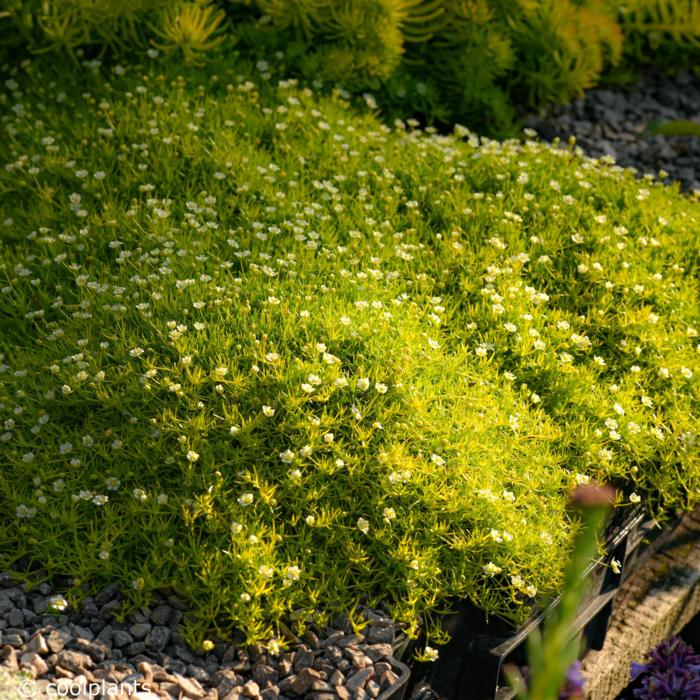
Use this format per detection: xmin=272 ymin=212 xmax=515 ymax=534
xmin=0 ymin=55 xmax=698 ymax=653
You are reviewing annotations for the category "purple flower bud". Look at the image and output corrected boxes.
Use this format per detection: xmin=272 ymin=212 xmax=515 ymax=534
xmin=559 ymin=660 xmax=585 ymax=699
xmin=631 ymin=636 xmax=700 ymax=699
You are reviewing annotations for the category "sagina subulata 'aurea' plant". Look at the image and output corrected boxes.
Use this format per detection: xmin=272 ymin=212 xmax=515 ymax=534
xmin=0 ymin=54 xmax=698 ymax=651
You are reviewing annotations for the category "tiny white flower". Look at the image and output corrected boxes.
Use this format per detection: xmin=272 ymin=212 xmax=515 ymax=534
xmin=357 ymin=377 xmax=370 ymax=391
xmin=238 ymin=492 xmax=254 ymax=506
xmin=16 ymin=504 xmax=36 ymax=519
xmin=186 ymin=450 xmax=199 ymax=462
xmin=47 ymin=595 xmax=68 ymax=613
xmin=279 ymin=449 xmax=295 ymax=464
xmin=262 ymin=405 xmax=275 ymax=417
xmin=483 ymin=562 xmax=502 ymax=576
xmin=258 ymin=565 xmax=274 ymax=579
xmin=424 ymin=646 xmax=439 ymax=662
xmin=284 ymin=565 xmax=301 ymax=582
xmin=357 ymin=517 xmax=370 ymax=534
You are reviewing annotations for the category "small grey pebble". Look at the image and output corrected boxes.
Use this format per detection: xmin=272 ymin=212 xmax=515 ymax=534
xmin=112 ymin=630 xmax=134 ymax=647
xmin=186 ymin=663 xmax=210 ymax=683
xmin=129 ymin=622 xmax=151 ymax=640
xmin=150 ymin=605 xmax=173 ymax=626
xmin=125 ymin=641 xmax=147 ymax=656
xmin=69 ymin=624 xmax=94 ymax=641
xmin=145 ymin=625 xmax=170 ymax=652
xmin=6 ymin=609 xmax=23 ymax=627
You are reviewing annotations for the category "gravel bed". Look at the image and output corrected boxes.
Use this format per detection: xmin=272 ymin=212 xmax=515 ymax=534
xmin=524 ymin=69 xmax=700 ymax=193
xmin=0 ymin=572 xmax=406 ymax=700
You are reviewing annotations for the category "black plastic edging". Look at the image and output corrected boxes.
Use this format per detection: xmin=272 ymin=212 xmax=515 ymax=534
xmin=379 ymin=656 xmax=412 ymax=700
xmin=419 ymin=506 xmax=674 ymax=700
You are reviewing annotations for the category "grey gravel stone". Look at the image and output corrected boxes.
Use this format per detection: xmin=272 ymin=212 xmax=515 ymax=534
xmin=0 ymin=573 xmax=409 ymax=700
xmin=69 ymin=637 xmax=108 ymax=663
xmin=346 ymin=667 xmax=374 ymax=692
xmin=290 ymin=667 xmax=321 ymax=695
xmin=252 ymin=664 xmax=278 ymax=686
xmin=98 ymin=600 xmax=121 ymax=620
xmin=93 ymin=584 xmax=120 ymax=608
xmin=525 ymin=70 xmax=700 ymax=193
xmin=125 ymin=641 xmax=147 ymax=656
xmin=6 ymin=610 xmax=23 ymax=628
xmin=129 ymin=622 xmax=151 ymax=640
xmin=3 ymin=634 xmax=24 ymax=648
xmin=293 ymin=648 xmax=315 ymax=673
xmin=186 ymin=663 xmax=210 ymax=683
xmin=145 ymin=625 xmax=170 ymax=652
xmin=150 ymin=605 xmax=173 ymax=626
xmin=112 ymin=630 xmax=134 ymax=647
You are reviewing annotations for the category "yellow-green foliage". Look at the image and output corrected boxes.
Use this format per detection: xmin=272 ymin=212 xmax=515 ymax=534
xmin=248 ymin=0 xmax=623 ymax=129
xmin=0 ymin=53 xmax=698 ymax=649
xmin=616 ymin=0 xmax=700 ymax=63
xmin=254 ymin=0 xmax=442 ymax=87
xmin=0 ymin=1 xmax=697 ymax=135
xmin=152 ymin=2 xmax=227 ymax=64
xmin=0 ymin=0 xmax=227 ymax=59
